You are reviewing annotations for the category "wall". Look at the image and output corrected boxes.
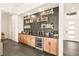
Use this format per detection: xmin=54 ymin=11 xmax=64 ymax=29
xmin=48 ymin=7 xmax=59 ymax=31
xmin=1 ymin=12 xmax=22 ymax=42
xmin=1 ymin=13 xmax=12 ymax=39
xmin=23 ymin=7 xmax=59 ymax=37
xmin=18 ymin=15 xmax=23 ymax=33
xmin=59 ymin=4 xmax=64 ymax=56
xmin=63 ymin=4 xmax=79 ymax=42
xmin=0 ymin=9 xmax=3 ymax=56
xmin=11 ymin=15 xmax=18 ymax=42
xmin=0 ymin=4 xmax=59 ymax=42
xmin=0 ymin=9 xmax=1 ymax=41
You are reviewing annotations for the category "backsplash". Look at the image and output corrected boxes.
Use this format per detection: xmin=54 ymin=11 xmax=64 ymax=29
xmin=23 ymin=7 xmax=59 ymax=38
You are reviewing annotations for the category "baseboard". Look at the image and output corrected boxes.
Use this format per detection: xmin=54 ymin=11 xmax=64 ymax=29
xmin=1 ymin=54 xmax=4 ymax=56
xmin=64 ymin=40 xmax=79 ymax=43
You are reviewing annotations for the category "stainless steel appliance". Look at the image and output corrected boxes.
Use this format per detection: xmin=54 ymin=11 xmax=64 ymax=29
xmin=35 ymin=37 xmax=43 ymax=50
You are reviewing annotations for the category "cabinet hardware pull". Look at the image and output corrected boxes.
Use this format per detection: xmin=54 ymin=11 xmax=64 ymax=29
xmin=49 ymin=42 xmax=51 ymax=45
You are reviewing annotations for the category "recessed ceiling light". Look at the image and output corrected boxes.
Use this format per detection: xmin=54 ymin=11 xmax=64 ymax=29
xmin=71 ymin=7 xmax=75 ymax=10
xmin=31 ymin=15 xmax=36 ymax=18
xmin=39 ymin=8 xmax=44 ymax=11
xmin=27 ymin=13 xmax=30 ymax=15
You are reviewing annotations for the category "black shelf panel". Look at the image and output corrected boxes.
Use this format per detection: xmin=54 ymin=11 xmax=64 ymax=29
xmin=23 ymin=7 xmax=59 ymax=38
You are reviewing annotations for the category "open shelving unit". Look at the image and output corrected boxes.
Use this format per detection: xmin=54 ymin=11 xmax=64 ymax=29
xmin=23 ymin=7 xmax=59 ymax=38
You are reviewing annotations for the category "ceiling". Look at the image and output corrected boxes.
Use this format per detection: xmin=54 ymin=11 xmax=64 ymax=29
xmin=21 ymin=3 xmax=58 ymax=16
xmin=64 ymin=3 xmax=79 ymax=13
xmin=0 ymin=3 xmax=45 ymax=14
xmin=0 ymin=3 xmax=58 ymax=15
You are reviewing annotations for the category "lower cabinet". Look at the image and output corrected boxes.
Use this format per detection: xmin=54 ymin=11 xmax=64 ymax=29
xmin=18 ymin=34 xmax=35 ymax=47
xmin=44 ymin=38 xmax=50 ymax=53
xmin=18 ymin=34 xmax=27 ymax=44
xmin=18 ymin=34 xmax=58 ymax=55
xmin=44 ymin=37 xmax=58 ymax=55
xmin=50 ymin=39 xmax=58 ymax=55
xmin=26 ymin=35 xmax=35 ymax=47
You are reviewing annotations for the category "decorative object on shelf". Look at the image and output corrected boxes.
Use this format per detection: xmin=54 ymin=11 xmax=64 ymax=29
xmin=40 ymin=15 xmax=48 ymax=22
xmin=25 ymin=20 xmax=30 ymax=24
xmin=31 ymin=15 xmax=36 ymax=19
xmin=37 ymin=17 xmax=40 ymax=22
xmin=21 ymin=31 xmax=25 ymax=34
xmin=30 ymin=19 xmax=33 ymax=23
xmin=47 ymin=8 xmax=54 ymax=15
xmin=40 ymin=8 xmax=54 ymax=16
xmin=24 ymin=15 xmax=31 ymax=19
xmin=24 ymin=25 xmax=31 ymax=29
xmin=24 ymin=15 xmax=33 ymax=23
xmin=40 ymin=11 xmax=47 ymax=16
xmin=31 ymin=15 xmax=37 ymax=22
xmin=45 ymin=32 xmax=49 ymax=37
xmin=53 ymin=31 xmax=58 ymax=38
xmin=39 ymin=8 xmax=54 ymax=22
xmin=24 ymin=14 xmax=37 ymax=23
xmin=23 ymin=7 xmax=58 ymax=38
xmin=49 ymin=31 xmax=54 ymax=38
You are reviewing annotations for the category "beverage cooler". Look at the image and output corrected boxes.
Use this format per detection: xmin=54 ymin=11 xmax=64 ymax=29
xmin=35 ymin=37 xmax=44 ymax=50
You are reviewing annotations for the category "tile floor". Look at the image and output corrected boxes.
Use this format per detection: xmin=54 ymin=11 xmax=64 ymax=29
xmin=64 ymin=40 xmax=79 ymax=56
xmin=3 ymin=39 xmax=54 ymax=56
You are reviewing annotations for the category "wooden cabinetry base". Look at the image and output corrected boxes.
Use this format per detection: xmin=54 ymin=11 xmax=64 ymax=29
xmin=18 ymin=34 xmax=58 ymax=56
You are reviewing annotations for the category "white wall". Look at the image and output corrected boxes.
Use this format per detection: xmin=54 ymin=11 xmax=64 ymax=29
xmin=11 ymin=15 xmax=18 ymax=42
xmin=0 ymin=9 xmax=1 ymax=41
xmin=1 ymin=13 xmax=12 ymax=39
xmin=0 ymin=9 xmax=3 ymax=56
xmin=18 ymin=15 xmax=23 ymax=33
xmin=63 ymin=4 xmax=79 ymax=42
xmin=59 ymin=4 xmax=64 ymax=56
xmin=1 ymin=12 xmax=23 ymax=42
xmin=8 ymin=15 xmax=13 ymax=39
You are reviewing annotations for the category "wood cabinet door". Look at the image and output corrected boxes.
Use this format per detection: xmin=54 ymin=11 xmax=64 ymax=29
xmin=26 ymin=35 xmax=31 ymax=45
xmin=50 ymin=39 xmax=58 ymax=55
xmin=30 ymin=36 xmax=35 ymax=47
xmin=18 ymin=34 xmax=26 ymax=44
xmin=26 ymin=35 xmax=35 ymax=47
xmin=44 ymin=38 xmax=50 ymax=53
xmin=23 ymin=35 xmax=27 ymax=44
xmin=19 ymin=34 xmax=24 ymax=43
